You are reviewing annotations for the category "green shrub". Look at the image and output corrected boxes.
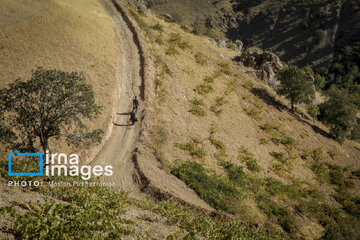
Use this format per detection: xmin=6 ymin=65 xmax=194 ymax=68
xmin=312 ymin=148 xmax=323 ymax=161
xmin=150 ymin=23 xmax=163 ymax=32
xmin=301 ymin=148 xmax=312 ymax=161
xmin=261 ymin=122 xmax=280 ymax=133
xmin=190 ymin=98 xmax=206 ymax=116
xmin=178 ymin=40 xmax=192 ymax=50
xmin=327 ymin=150 xmax=338 ymax=159
xmin=204 ymin=75 xmax=215 ymax=83
xmin=163 ymin=63 xmax=172 ymax=76
xmin=272 ymin=131 xmax=296 ymax=149
xmin=176 ymin=140 xmax=206 ymax=158
xmin=209 ymin=136 xmax=226 ymax=154
xmin=168 ymin=33 xmax=182 ymax=44
xmin=311 ymin=161 xmax=329 ymax=182
xmin=245 ymin=107 xmax=262 ymax=120
xmin=194 ymin=52 xmax=206 ymax=65
xmin=194 ymin=83 xmax=213 ymax=95
xmin=243 ymin=80 xmax=254 ymax=90
xmin=220 ymin=161 xmax=245 ymax=184
xmin=166 ymin=46 xmax=179 ymax=56
xmin=171 ymin=161 xmax=240 ymax=211
xmin=155 ymin=35 xmax=163 ymax=45
xmin=219 ymin=62 xmax=232 ymax=75
xmin=260 ymin=138 xmax=270 ymax=145
xmin=0 ymin=180 xmax=133 ymax=239
xmin=270 ymin=152 xmax=289 ymax=164
xmin=265 ymin=177 xmax=288 ymax=196
xmin=225 ymin=79 xmax=238 ymax=95
xmin=210 ymin=105 xmax=222 ymax=116
xmin=240 ymin=147 xmax=261 ymax=172
xmin=352 ymin=169 xmax=360 ymax=180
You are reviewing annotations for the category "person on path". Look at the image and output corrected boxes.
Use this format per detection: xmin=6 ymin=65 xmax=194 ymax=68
xmin=130 ymin=107 xmax=137 ymax=125
xmin=133 ymin=96 xmax=139 ymax=112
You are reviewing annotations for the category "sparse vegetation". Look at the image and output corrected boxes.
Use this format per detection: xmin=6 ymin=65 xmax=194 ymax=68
xmin=150 ymin=23 xmax=163 ymax=32
xmin=245 ymin=107 xmax=262 ymax=120
xmin=240 ymin=146 xmax=261 ymax=172
xmin=166 ymin=45 xmax=179 ymax=55
xmin=194 ymin=52 xmax=206 ymax=65
xmin=190 ymin=98 xmax=206 ymax=116
xmin=195 ymin=82 xmax=213 ymax=95
xmin=243 ymin=80 xmax=254 ymax=90
xmin=176 ymin=139 xmax=206 ymax=158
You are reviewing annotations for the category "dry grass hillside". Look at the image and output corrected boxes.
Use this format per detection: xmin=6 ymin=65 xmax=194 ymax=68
xmin=129 ymin=8 xmax=360 ymax=239
xmin=0 ymin=0 xmax=116 ymax=158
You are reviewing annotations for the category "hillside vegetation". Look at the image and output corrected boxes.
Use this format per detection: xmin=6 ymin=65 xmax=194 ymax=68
xmin=0 ymin=1 xmax=359 ymax=240
xmin=128 ymin=7 xmax=360 ymax=239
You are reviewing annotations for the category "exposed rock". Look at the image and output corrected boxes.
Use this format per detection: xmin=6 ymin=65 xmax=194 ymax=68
xmin=237 ymin=50 xmax=283 ymax=89
xmin=234 ymin=40 xmax=243 ymax=54
xmin=219 ymin=40 xmax=227 ymax=48
xmin=161 ymin=13 xmax=174 ymax=22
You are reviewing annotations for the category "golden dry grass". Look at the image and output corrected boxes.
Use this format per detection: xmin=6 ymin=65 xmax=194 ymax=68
xmin=133 ymin=10 xmax=360 ymax=239
xmin=0 ymin=0 xmax=116 ymax=154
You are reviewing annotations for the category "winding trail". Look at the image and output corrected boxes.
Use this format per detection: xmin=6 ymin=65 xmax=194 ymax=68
xmin=89 ymin=0 xmax=144 ymax=194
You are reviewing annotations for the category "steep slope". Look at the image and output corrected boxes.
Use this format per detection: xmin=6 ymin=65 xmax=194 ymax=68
xmin=127 ymin=7 xmax=360 ymax=239
xmin=136 ymin=0 xmax=360 ymax=68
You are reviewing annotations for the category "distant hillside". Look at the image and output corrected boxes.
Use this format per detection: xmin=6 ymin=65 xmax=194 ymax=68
xmin=137 ymin=0 xmax=360 ymax=68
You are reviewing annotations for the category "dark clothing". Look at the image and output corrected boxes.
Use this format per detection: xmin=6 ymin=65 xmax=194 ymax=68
xmin=133 ymin=98 xmax=139 ymax=107
xmin=130 ymin=110 xmax=137 ymax=125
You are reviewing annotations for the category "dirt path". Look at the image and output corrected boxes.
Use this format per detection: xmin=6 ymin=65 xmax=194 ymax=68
xmin=88 ymin=0 xmax=144 ymax=195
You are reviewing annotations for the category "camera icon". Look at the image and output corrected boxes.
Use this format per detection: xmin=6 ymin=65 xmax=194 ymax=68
xmin=8 ymin=150 xmax=43 ymax=176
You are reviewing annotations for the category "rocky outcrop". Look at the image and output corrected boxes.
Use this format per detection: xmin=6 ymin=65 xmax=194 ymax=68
xmin=237 ymin=50 xmax=283 ymax=89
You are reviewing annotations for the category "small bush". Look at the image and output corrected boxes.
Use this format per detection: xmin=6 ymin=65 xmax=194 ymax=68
xmin=311 ymin=161 xmax=329 ymax=182
xmin=190 ymin=98 xmax=206 ymax=116
xmin=150 ymin=23 xmax=163 ymax=32
xmin=240 ymin=147 xmax=261 ymax=172
xmin=194 ymin=83 xmax=213 ymax=95
xmin=166 ymin=46 xmax=179 ymax=56
xmin=220 ymin=161 xmax=245 ymax=183
xmin=210 ymin=105 xmax=222 ymax=116
xmin=155 ymin=35 xmax=163 ymax=45
xmin=163 ymin=63 xmax=172 ymax=76
xmin=312 ymin=148 xmax=323 ymax=161
xmin=168 ymin=33 xmax=182 ymax=44
xmin=260 ymin=122 xmax=280 ymax=133
xmin=352 ymin=169 xmax=360 ymax=180
xmin=209 ymin=136 xmax=226 ymax=154
xmin=225 ymin=79 xmax=238 ymax=95
xmin=204 ymin=75 xmax=215 ymax=83
xmin=270 ymin=152 xmax=289 ymax=164
xmin=301 ymin=148 xmax=312 ymax=161
xmin=243 ymin=80 xmax=254 ymax=90
xmin=178 ymin=40 xmax=193 ymax=50
xmin=171 ymin=161 xmax=241 ymax=212
xmin=245 ymin=108 xmax=262 ymax=120
xmin=194 ymin=52 xmax=206 ymax=65
xmin=327 ymin=150 xmax=338 ymax=159
xmin=260 ymin=138 xmax=270 ymax=145
xmin=219 ymin=62 xmax=232 ymax=75
xmin=176 ymin=140 xmax=206 ymax=158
